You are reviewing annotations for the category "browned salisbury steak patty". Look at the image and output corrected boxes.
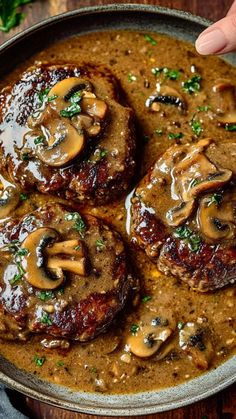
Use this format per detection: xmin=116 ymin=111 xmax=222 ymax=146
xmin=130 ymin=139 xmax=236 ymax=292
xmin=0 ymin=64 xmax=136 ymax=204
xmin=0 ymin=203 xmax=134 ymax=341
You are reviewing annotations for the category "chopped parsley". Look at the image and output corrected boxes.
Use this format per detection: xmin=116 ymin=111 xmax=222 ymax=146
xmin=144 ymin=34 xmax=157 ymax=45
xmin=65 ymin=212 xmax=86 ymax=238
xmin=21 ymin=152 xmax=30 ymax=161
xmin=34 ymin=355 xmax=46 ymax=367
xmin=207 ymin=193 xmax=222 ymax=207
xmin=142 ymin=295 xmax=152 ymax=303
xmin=37 ymin=88 xmax=50 ymax=104
xmin=130 ymin=324 xmax=140 ymax=335
xmin=174 ymin=226 xmax=201 ymax=253
xmin=38 ymin=290 xmax=54 ymax=302
xmin=60 ymin=90 xmax=82 ymax=118
xmin=100 ymin=149 xmax=108 ymax=158
xmin=47 ymin=94 xmax=58 ymax=102
xmin=34 ymin=135 xmax=45 ymax=145
xmin=74 ymin=245 xmax=81 ymax=251
xmin=174 ymin=225 xmax=192 ymax=239
xmin=0 ymin=0 xmax=33 ymax=33
xmin=225 ymin=124 xmax=236 ymax=132
xmin=197 ymin=105 xmax=211 ymax=112
xmin=152 ymin=67 xmax=180 ymax=80
xmin=190 ymin=115 xmax=202 ymax=136
xmin=143 ymin=135 xmax=149 ymax=143
xmin=56 ymin=360 xmax=65 ymax=367
xmin=19 ymin=193 xmax=28 ymax=201
xmin=182 ymin=75 xmax=202 ymax=94
xmin=127 ymin=73 xmax=137 ymax=83
xmin=90 ymin=366 xmax=97 ymax=374
xmin=96 ymin=239 xmax=105 ymax=250
xmin=168 ymin=132 xmax=183 ymax=140
xmin=155 ymin=129 xmax=163 ymax=136
xmin=189 ymin=178 xmax=200 ymax=188
xmin=41 ymin=312 xmax=52 ymax=326
xmin=177 ymin=321 xmax=185 ymax=330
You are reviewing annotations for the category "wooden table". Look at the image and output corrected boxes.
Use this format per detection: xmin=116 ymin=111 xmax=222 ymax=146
xmin=0 ymin=1 xmax=236 ymax=418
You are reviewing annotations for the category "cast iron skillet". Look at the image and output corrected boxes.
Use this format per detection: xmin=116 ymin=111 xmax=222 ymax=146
xmin=0 ymin=4 xmax=235 ymax=415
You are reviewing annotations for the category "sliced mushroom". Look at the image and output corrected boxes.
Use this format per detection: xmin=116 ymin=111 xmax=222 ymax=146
xmin=49 ymin=77 xmax=93 ymax=114
xmin=126 ymin=312 xmax=176 ymax=358
xmin=46 ymin=239 xmax=83 ymax=257
xmin=34 ymin=111 xmax=85 ymax=167
xmin=81 ymin=97 xmax=108 ymax=119
xmin=146 ymin=86 xmax=187 ymax=112
xmin=21 ymin=229 xmax=88 ymax=289
xmin=0 ymin=185 xmax=20 ymax=219
xmin=71 ymin=114 xmax=101 ymax=137
xmin=166 ymin=200 xmax=195 ymax=227
xmin=21 ymin=227 xmax=64 ymax=290
xmin=197 ymin=196 xmax=236 ymax=241
xmin=212 ymin=80 xmax=236 ymax=125
xmin=179 ymin=322 xmax=213 ymax=370
xmin=172 ymin=140 xmax=232 ymax=202
xmin=47 ymin=257 xmax=86 ymax=276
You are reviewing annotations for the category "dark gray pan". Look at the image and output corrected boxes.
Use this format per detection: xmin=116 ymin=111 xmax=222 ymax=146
xmin=0 ymin=4 xmax=235 ymax=415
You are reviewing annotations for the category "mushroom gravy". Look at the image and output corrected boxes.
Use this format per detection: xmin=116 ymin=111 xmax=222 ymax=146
xmin=0 ymin=30 xmax=236 ymax=394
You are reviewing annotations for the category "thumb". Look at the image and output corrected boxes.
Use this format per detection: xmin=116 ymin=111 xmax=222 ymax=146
xmin=195 ymin=14 xmax=236 ymax=55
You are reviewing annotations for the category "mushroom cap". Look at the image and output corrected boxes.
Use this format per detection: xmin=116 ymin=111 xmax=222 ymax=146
xmin=21 ymin=227 xmax=65 ymax=290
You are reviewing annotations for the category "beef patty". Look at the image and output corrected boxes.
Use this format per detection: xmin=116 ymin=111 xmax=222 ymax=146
xmin=130 ymin=139 xmax=236 ymax=292
xmin=0 ymin=203 xmax=133 ymax=341
xmin=0 ymin=63 xmax=136 ymax=204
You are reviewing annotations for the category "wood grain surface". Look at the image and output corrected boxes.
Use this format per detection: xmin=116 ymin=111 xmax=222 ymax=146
xmin=0 ymin=1 xmax=236 ymax=418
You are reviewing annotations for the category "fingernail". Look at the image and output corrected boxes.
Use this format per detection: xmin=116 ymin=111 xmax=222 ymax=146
xmin=196 ymin=28 xmax=227 ymax=55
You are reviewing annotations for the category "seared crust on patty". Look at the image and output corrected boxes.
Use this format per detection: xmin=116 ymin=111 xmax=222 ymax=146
xmin=130 ymin=140 xmax=236 ymax=292
xmin=0 ymin=203 xmax=133 ymax=341
xmin=0 ymin=64 xmax=136 ymax=204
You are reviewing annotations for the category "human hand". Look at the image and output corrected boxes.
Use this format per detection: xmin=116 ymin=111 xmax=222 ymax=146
xmin=195 ymin=0 xmax=236 ymax=55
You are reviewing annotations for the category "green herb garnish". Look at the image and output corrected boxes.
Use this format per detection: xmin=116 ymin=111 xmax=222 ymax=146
xmin=207 ymin=193 xmax=222 ymax=206
xmin=41 ymin=312 xmax=52 ymax=326
xmin=144 ymin=34 xmax=157 ymax=45
xmin=183 ymin=75 xmax=202 ymax=94
xmin=189 ymin=178 xmax=200 ymax=188
xmin=197 ymin=105 xmax=211 ymax=112
xmin=168 ymin=132 xmax=183 ymax=140
xmin=225 ymin=124 xmax=236 ymax=132
xmin=177 ymin=321 xmax=184 ymax=330
xmin=130 ymin=324 xmax=140 ymax=335
xmin=155 ymin=129 xmax=163 ymax=136
xmin=37 ymin=88 xmax=50 ymax=104
xmin=19 ymin=193 xmax=28 ymax=201
xmin=34 ymin=355 xmax=46 ymax=367
xmin=152 ymin=67 xmax=180 ymax=80
xmin=174 ymin=226 xmax=192 ymax=239
xmin=21 ymin=152 xmax=30 ymax=161
xmin=100 ymin=149 xmax=108 ymax=158
xmin=60 ymin=90 xmax=82 ymax=118
xmin=65 ymin=212 xmax=86 ymax=237
xmin=142 ymin=295 xmax=152 ymax=303
xmin=34 ymin=136 xmax=45 ymax=145
xmin=74 ymin=245 xmax=81 ymax=251
xmin=0 ymin=0 xmax=33 ymax=33
xmin=56 ymin=360 xmax=65 ymax=367
xmin=190 ymin=115 xmax=202 ymax=136
xmin=174 ymin=226 xmax=201 ymax=252
xmin=127 ymin=73 xmax=137 ymax=83
xmin=38 ymin=290 xmax=54 ymax=302
xmin=96 ymin=239 xmax=105 ymax=250
xmin=48 ymin=94 xmax=58 ymax=102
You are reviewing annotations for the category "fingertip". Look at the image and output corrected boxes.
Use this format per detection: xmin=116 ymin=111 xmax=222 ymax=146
xmin=195 ymin=28 xmax=227 ymax=55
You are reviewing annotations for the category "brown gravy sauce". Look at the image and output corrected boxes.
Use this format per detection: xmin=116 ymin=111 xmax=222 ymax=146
xmin=0 ymin=31 xmax=235 ymax=394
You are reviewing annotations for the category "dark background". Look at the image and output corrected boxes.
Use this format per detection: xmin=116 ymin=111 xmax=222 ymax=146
xmin=0 ymin=1 xmax=235 ymax=418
